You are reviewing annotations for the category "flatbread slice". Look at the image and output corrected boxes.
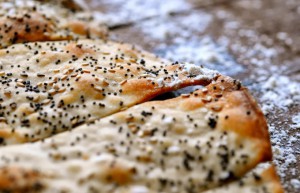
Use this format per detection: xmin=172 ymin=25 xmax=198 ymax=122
xmin=0 ymin=39 xmax=217 ymax=144
xmin=0 ymin=0 xmax=107 ymax=48
xmin=203 ymin=164 xmax=284 ymax=193
xmin=0 ymin=75 xmax=273 ymax=192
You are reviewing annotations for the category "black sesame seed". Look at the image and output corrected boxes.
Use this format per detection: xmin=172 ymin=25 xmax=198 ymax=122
xmin=208 ymin=118 xmax=217 ymax=129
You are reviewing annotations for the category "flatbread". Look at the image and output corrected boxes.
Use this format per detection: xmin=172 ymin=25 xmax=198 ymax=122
xmin=203 ymin=164 xmax=284 ymax=193
xmin=0 ymin=0 xmax=107 ymax=48
xmin=0 ymin=75 xmax=273 ymax=193
xmin=0 ymin=39 xmax=217 ymax=145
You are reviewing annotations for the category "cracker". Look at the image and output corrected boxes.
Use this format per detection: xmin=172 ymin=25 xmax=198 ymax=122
xmin=0 ymin=39 xmax=217 ymax=144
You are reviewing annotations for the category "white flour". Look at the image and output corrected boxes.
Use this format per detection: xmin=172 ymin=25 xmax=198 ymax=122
xmin=259 ymin=74 xmax=300 ymax=113
xmin=137 ymin=11 xmax=244 ymax=76
xmin=139 ymin=11 xmax=212 ymax=41
xmin=91 ymin=0 xmax=191 ymax=26
xmin=161 ymin=36 xmax=244 ymax=76
xmin=292 ymin=112 xmax=300 ymax=129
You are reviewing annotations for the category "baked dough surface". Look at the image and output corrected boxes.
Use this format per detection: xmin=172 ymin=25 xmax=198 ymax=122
xmin=203 ymin=164 xmax=284 ymax=193
xmin=0 ymin=75 xmax=282 ymax=193
xmin=0 ymin=39 xmax=217 ymax=144
xmin=0 ymin=0 xmax=107 ymax=48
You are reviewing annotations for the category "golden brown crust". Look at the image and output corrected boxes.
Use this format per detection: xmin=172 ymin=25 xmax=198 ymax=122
xmin=121 ymin=77 xmax=212 ymax=105
xmin=37 ymin=0 xmax=84 ymax=11
xmin=0 ymin=12 xmax=57 ymax=45
xmin=99 ymin=161 xmax=134 ymax=185
xmin=0 ymin=166 xmax=44 ymax=193
xmin=260 ymin=166 xmax=284 ymax=193
xmin=0 ymin=0 xmax=108 ymax=48
xmin=207 ymin=76 xmax=272 ymax=162
xmin=0 ymin=129 xmax=26 ymax=144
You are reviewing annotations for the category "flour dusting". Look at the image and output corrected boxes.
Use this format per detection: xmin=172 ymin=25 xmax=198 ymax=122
xmin=259 ymin=75 xmax=300 ymax=113
xmin=292 ymin=112 xmax=300 ymax=129
xmin=91 ymin=0 xmax=191 ymax=26
xmin=161 ymin=36 xmax=244 ymax=76
xmin=139 ymin=11 xmax=212 ymax=41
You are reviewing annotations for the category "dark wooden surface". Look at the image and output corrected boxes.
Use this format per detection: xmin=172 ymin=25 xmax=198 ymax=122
xmin=85 ymin=0 xmax=299 ymax=192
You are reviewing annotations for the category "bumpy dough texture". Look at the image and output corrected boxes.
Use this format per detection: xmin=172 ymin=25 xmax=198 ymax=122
xmin=0 ymin=75 xmax=281 ymax=193
xmin=0 ymin=0 xmax=107 ymax=48
xmin=0 ymin=39 xmax=217 ymax=144
xmin=203 ymin=165 xmax=284 ymax=193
